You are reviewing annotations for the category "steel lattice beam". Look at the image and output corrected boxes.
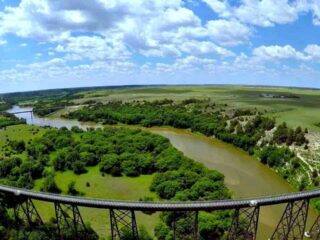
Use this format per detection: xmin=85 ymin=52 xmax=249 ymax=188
xmin=110 ymin=209 xmax=139 ymax=240
xmin=171 ymin=211 xmax=199 ymax=240
xmin=14 ymin=197 xmax=43 ymax=227
xmin=227 ymin=206 xmax=260 ymax=240
xmin=307 ymin=214 xmax=320 ymax=239
xmin=54 ymin=202 xmax=87 ymax=239
xmin=270 ymin=199 xmax=309 ymax=240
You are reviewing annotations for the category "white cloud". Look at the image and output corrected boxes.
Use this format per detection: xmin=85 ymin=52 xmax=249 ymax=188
xmin=0 ymin=0 xmax=184 ymax=41
xmin=202 ymin=0 xmax=231 ymax=17
xmin=206 ymin=19 xmax=251 ymax=46
xmin=304 ymin=44 xmax=320 ymax=58
xmin=19 ymin=43 xmax=28 ymax=47
xmin=203 ymin=0 xmax=320 ymax=27
xmin=2 ymin=0 xmax=320 ymax=92
xmin=234 ymin=0 xmax=299 ymax=27
xmin=0 ymin=0 xmax=238 ymax=59
xmin=0 ymin=39 xmax=7 ymax=45
xmin=55 ymin=35 xmax=130 ymax=61
xmin=179 ymin=40 xmax=234 ymax=56
xmin=155 ymin=8 xmax=201 ymax=30
xmin=253 ymin=45 xmax=310 ymax=61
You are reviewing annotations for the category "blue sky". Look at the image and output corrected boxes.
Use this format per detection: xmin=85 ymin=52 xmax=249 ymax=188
xmin=1 ymin=0 xmax=320 ymax=93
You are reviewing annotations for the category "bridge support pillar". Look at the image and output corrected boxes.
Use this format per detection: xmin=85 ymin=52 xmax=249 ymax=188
xmin=54 ymin=202 xmax=87 ymax=239
xmin=171 ymin=211 xmax=199 ymax=240
xmin=110 ymin=209 xmax=139 ymax=240
xmin=14 ymin=197 xmax=43 ymax=227
xmin=227 ymin=206 xmax=260 ymax=240
xmin=270 ymin=199 xmax=309 ymax=240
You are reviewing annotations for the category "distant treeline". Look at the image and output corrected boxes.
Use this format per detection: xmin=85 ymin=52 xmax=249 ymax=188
xmin=66 ymin=99 xmax=311 ymax=190
xmin=0 ymin=85 xmax=156 ymax=104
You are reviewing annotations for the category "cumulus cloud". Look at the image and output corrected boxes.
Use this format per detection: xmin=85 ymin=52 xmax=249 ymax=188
xmin=1 ymin=0 xmax=320 ymax=91
xmin=203 ymin=0 xmax=320 ymax=27
xmin=253 ymin=45 xmax=310 ymax=61
xmin=0 ymin=0 xmax=184 ymax=40
xmin=0 ymin=0 xmax=237 ymax=59
xmin=304 ymin=44 xmax=320 ymax=59
xmin=179 ymin=40 xmax=235 ymax=56
xmin=206 ymin=19 xmax=251 ymax=46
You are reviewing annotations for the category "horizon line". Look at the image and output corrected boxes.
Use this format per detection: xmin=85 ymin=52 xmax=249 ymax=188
xmin=1 ymin=83 xmax=320 ymax=95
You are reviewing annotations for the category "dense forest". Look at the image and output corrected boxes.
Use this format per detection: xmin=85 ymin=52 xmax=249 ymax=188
xmin=66 ymin=99 xmax=311 ymax=190
xmin=0 ymin=126 xmax=231 ymax=239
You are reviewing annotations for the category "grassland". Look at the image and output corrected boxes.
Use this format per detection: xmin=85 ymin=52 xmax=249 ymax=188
xmin=0 ymin=124 xmax=45 ymax=149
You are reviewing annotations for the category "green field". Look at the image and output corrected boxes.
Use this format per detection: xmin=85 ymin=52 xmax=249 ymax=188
xmin=0 ymin=124 xmax=45 ymax=149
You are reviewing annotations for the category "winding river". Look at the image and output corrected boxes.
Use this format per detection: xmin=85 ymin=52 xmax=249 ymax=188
xmin=7 ymin=105 xmax=316 ymax=239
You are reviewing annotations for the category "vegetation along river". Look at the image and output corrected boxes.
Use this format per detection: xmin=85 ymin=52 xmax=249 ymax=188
xmin=8 ymin=105 xmax=317 ymax=239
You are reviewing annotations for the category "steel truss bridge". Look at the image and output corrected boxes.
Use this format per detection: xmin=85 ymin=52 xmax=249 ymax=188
xmin=1 ymin=185 xmax=320 ymax=239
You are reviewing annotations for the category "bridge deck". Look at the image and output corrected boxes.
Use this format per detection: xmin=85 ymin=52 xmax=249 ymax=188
xmin=1 ymin=185 xmax=320 ymax=211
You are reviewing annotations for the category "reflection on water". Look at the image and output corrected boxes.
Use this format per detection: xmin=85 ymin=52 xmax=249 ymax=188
xmin=8 ymin=106 xmax=316 ymax=239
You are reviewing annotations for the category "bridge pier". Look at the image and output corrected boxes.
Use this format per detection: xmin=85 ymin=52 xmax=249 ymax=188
xmin=270 ymin=199 xmax=309 ymax=240
xmin=54 ymin=202 xmax=87 ymax=239
xmin=227 ymin=206 xmax=260 ymax=240
xmin=110 ymin=209 xmax=139 ymax=240
xmin=14 ymin=197 xmax=43 ymax=227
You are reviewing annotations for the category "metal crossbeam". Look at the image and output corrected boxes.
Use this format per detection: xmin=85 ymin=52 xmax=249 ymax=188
xmin=14 ymin=197 xmax=43 ymax=227
xmin=110 ymin=209 xmax=139 ymax=240
xmin=308 ymin=214 xmax=320 ymax=239
xmin=270 ymin=199 xmax=309 ymax=240
xmin=227 ymin=206 xmax=260 ymax=240
xmin=171 ymin=211 xmax=199 ymax=240
xmin=54 ymin=202 xmax=87 ymax=239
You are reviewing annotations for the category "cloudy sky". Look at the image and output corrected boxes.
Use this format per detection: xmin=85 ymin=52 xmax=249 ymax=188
xmin=1 ymin=0 xmax=320 ymax=93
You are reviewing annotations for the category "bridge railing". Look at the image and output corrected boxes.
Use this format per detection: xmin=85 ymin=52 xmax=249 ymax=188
xmin=1 ymin=185 xmax=320 ymax=239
